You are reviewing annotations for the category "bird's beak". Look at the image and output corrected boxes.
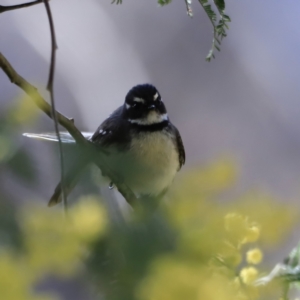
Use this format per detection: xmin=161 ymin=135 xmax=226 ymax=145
xmin=148 ymin=104 xmax=156 ymax=110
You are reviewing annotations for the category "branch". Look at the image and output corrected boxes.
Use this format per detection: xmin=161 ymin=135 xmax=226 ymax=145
xmin=43 ymin=0 xmax=57 ymax=90
xmin=0 ymin=53 xmax=84 ymax=142
xmin=184 ymin=0 xmax=193 ymax=17
xmin=42 ymin=0 xmax=67 ymax=212
xmin=0 ymin=0 xmax=44 ymax=13
xmin=0 ymin=52 xmax=138 ymax=208
xmin=198 ymin=0 xmax=230 ymax=61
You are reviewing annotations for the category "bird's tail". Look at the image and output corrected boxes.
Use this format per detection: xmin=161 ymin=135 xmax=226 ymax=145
xmin=23 ymin=131 xmax=93 ymax=143
xmin=23 ymin=131 xmax=93 ymax=206
xmin=48 ymin=158 xmax=89 ymax=207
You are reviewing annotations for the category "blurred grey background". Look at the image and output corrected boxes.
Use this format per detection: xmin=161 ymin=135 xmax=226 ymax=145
xmin=1 ymin=0 xmax=300 ymax=294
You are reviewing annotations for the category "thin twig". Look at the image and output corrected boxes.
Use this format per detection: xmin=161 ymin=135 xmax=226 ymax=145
xmin=184 ymin=0 xmax=193 ymax=17
xmin=0 ymin=0 xmax=44 ymax=13
xmin=0 ymin=53 xmax=83 ymax=141
xmin=197 ymin=0 xmax=218 ymax=61
xmin=42 ymin=0 xmax=67 ymax=213
xmin=0 ymin=52 xmax=138 ymax=208
xmin=43 ymin=0 xmax=57 ymax=90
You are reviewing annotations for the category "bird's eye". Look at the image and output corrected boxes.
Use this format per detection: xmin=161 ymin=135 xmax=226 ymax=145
xmin=132 ymin=102 xmax=142 ymax=109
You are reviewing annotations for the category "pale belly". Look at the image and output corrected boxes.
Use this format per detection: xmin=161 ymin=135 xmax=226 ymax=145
xmin=106 ymin=130 xmax=179 ymax=196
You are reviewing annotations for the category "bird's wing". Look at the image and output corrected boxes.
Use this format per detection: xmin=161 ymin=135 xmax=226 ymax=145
xmin=169 ymin=124 xmax=185 ymax=170
xmin=91 ymin=106 xmax=130 ymax=150
xmin=23 ymin=131 xmax=93 ymax=143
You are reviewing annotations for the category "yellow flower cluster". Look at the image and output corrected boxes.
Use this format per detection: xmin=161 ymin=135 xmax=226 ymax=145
xmin=246 ymin=248 xmax=263 ymax=265
xmin=222 ymin=214 xmax=263 ymax=287
xmin=0 ymin=195 xmax=107 ymax=300
xmin=240 ymin=267 xmax=258 ymax=285
xmin=138 ymin=159 xmax=298 ymax=300
xmin=236 ymin=248 xmax=262 ymax=286
xmin=137 ymin=256 xmax=236 ymax=300
xmin=1 ymin=158 xmax=298 ymax=300
xmin=224 ymin=213 xmax=260 ymax=246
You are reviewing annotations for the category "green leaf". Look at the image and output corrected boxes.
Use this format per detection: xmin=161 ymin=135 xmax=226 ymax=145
xmin=202 ymin=3 xmax=217 ymax=21
xmin=158 ymin=0 xmax=172 ymax=6
xmin=205 ymin=48 xmax=214 ymax=62
xmin=197 ymin=0 xmax=231 ymax=61
xmin=223 ymin=14 xmax=231 ymax=22
xmin=213 ymin=0 xmax=225 ymax=13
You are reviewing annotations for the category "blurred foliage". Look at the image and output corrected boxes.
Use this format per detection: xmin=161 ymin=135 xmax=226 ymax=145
xmin=1 ymin=100 xmax=300 ymax=300
xmin=0 ymin=196 xmax=107 ymax=300
xmin=0 ymin=95 xmax=37 ymax=181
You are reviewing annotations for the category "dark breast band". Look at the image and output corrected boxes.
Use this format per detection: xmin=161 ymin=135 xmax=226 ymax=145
xmin=129 ymin=120 xmax=170 ymax=132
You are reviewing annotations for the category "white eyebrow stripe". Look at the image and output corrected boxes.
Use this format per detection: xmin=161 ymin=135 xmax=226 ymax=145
xmin=133 ymin=97 xmax=145 ymax=103
xmin=153 ymin=93 xmax=159 ymax=101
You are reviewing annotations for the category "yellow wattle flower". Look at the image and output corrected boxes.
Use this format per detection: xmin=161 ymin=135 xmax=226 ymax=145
xmin=246 ymin=248 xmax=263 ymax=265
xmin=240 ymin=267 xmax=258 ymax=285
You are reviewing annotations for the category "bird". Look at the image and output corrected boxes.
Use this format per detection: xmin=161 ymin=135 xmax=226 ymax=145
xmin=24 ymin=84 xmax=185 ymax=208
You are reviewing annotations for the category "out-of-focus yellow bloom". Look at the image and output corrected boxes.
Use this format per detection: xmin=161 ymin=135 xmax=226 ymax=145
xmin=246 ymin=248 xmax=263 ymax=265
xmin=1 ymin=156 xmax=295 ymax=300
xmin=21 ymin=206 xmax=81 ymax=277
xmin=232 ymin=277 xmax=241 ymax=290
xmin=176 ymin=218 xmax=224 ymax=260
xmin=191 ymin=158 xmax=236 ymax=193
xmin=224 ymin=213 xmax=248 ymax=245
xmin=243 ymin=225 xmax=260 ymax=243
xmin=0 ymin=249 xmax=59 ymax=300
xmin=240 ymin=267 xmax=258 ymax=285
xmin=69 ymin=195 xmax=107 ymax=242
xmin=218 ymin=241 xmax=242 ymax=267
xmin=171 ymin=158 xmax=236 ymax=200
xmin=0 ymin=197 xmax=108 ymax=299
xmin=224 ymin=213 xmax=260 ymax=246
xmin=230 ymin=193 xmax=299 ymax=247
xmin=224 ymin=213 xmax=242 ymax=229
xmin=10 ymin=96 xmax=39 ymax=125
xmin=161 ymin=159 xmax=298 ymax=300
xmin=225 ymin=213 xmax=247 ymax=234
xmin=20 ymin=197 xmax=107 ymax=277
xmin=0 ymin=250 xmax=32 ymax=299
xmin=137 ymin=255 xmax=236 ymax=300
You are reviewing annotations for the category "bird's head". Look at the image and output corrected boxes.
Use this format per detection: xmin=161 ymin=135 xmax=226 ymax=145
xmin=123 ymin=84 xmax=168 ymax=125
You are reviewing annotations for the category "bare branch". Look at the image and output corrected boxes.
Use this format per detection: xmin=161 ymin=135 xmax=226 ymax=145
xmin=42 ymin=0 xmax=68 ymax=212
xmin=0 ymin=53 xmax=83 ymax=141
xmin=0 ymin=0 xmax=44 ymax=13
xmin=184 ymin=0 xmax=193 ymax=17
xmin=0 ymin=52 xmax=138 ymax=208
xmin=43 ymin=0 xmax=57 ymax=90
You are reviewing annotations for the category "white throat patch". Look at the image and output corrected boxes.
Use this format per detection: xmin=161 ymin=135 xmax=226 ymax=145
xmin=129 ymin=112 xmax=168 ymax=125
